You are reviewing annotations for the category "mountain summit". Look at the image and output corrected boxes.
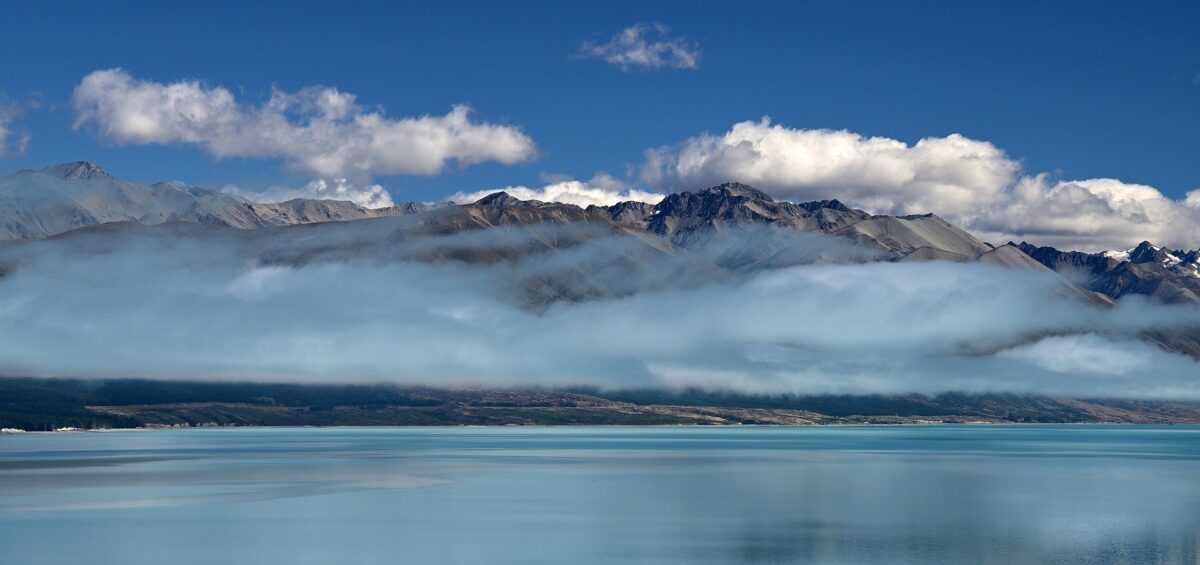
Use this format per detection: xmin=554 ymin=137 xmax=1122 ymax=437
xmin=41 ymin=161 xmax=113 ymax=181
xmin=474 ymin=191 xmax=543 ymax=207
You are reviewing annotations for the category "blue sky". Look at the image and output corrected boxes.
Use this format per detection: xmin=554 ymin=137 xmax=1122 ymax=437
xmin=0 ymin=1 xmax=1198 ymax=219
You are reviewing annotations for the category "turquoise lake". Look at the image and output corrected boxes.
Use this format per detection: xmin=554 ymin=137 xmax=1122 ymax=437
xmin=2 ymin=425 xmax=1199 ymax=564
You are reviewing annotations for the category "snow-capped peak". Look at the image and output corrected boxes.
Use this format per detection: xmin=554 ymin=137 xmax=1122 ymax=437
xmin=1103 ymin=249 xmax=1131 ymax=261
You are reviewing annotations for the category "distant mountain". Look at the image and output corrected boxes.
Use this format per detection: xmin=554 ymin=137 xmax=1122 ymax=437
xmin=0 ymin=163 xmax=1076 ymax=268
xmin=0 ymin=163 xmax=1165 ymax=307
xmin=1017 ymin=241 xmax=1200 ymax=304
xmin=0 ymin=162 xmax=413 ymax=240
xmin=32 ymin=179 xmax=1121 ymax=313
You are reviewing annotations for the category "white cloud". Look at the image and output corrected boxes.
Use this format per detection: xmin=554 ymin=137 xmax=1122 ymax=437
xmin=223 ymin=178 xmax=395 ymax=209
xmin=72 ymin=69 xmax=537 ymax=180
xmin=448 ymin=173 xmax=664 ymax=207
xmin=578 ymin=23 xmax=700 ymax=71
xmin=641 ymin=117 xmax=1200 ymax=251
xmin=641 ymin=118 xmax=1018 ymax=216
xmin=969 ymin=176 xmax=1200 ymax=251
xmin=0 ymin=98 xmax=30 ymax=158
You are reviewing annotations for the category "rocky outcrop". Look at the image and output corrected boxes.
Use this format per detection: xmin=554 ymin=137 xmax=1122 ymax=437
xmin=1016 ymin=241 xmax=1200 ymax=303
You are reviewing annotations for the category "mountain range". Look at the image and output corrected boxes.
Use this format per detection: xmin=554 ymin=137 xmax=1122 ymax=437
xmin=4 ymin=162 xmax=1200 ymax=427
xmin=5 ymin=161 xmax=1200 ymax=311
xmin=1017 ymin=240 xmax=1200 ymax=304
xmin=3 ymin=162 xmax=1195 ymax=309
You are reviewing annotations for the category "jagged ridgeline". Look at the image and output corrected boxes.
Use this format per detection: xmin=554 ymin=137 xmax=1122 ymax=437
xmin=0 ymin=163 xmax=1063 ymax=258
xmin=0 ymin=164 xmax=1096 ymax=303
xmin=0 ymin=163 xmax=1030 ymax=259
xmin=0 ymin=162 xmax=1192 ymax=309
xmin=1018 ymin=240 xmax=1200 ymax=304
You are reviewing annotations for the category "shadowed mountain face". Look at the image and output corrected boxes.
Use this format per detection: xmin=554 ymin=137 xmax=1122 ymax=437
xmin=587 ymin=182 xmax=1002 ymax=262
xmin=604 ymin=182 xmax=870 ymax=241
xmin=1018 ymin=241 xmax=1200 ymax=304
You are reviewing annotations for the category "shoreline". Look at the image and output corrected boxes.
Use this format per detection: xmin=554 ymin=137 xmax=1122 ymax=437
xmin=5 ymin=420 xmax=1197 ymax=436
xmin=8 ymin=379 xmax=1200 ymax=431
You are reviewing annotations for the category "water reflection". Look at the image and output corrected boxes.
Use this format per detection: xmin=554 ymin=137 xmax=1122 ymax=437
xmin=1 ymin=426 xmax=1199 ymax=564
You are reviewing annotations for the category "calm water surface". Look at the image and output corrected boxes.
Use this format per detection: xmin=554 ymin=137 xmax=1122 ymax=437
xmin=1 ymin=425 xmax=1199 ymax=564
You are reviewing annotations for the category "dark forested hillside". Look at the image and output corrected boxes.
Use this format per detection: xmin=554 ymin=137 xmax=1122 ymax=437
xmin=4 ymin=377 xmax=1200 ymax=430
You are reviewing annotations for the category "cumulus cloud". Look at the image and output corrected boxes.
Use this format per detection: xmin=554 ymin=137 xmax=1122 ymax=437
xmin=578 ymin=23 xmax=700 ymax=71
xmin=2 ymin=222 xmax=1200 ymax=398
xmin=970 ymin=176 xmax=1200 ymax=251
xmin=0 ymin=97 xmax=30 ymax=157
xmin=448 ymin=173 xmax=664 ymax=207
xmin=641 ymin=118 xmax=1200 ymax=251
xmin=72 ymin=69 xmax=537 ymax=180
xmin=641 ymin=118 xmax=1017 ymax=216
xmin=223 ymin=178 xmax=395 ymax=209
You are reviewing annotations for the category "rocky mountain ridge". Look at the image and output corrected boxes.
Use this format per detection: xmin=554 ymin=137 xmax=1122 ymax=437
xmin=1017 ymin=241 xmax=1200 ymax=304
xmin=4 ymin=162 xmax=1198 ymax=306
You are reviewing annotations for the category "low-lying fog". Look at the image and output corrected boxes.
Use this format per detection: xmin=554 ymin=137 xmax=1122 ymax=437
xmin=2 ymin=221 xmax=1199 ymax=399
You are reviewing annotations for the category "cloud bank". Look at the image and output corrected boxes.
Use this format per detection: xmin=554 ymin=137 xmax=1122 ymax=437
xmin=72 ymin=69 xmax=537 ymax=205
xmin=641 ymin=118 xmax=1200 ymax=251
xmin=1 ymin=222 xmax=1199 ymax=398
xmin=449 ymin=173 xmax=664 ymax=207
xmin=578 ymin=23 xmax=701 ymax=71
